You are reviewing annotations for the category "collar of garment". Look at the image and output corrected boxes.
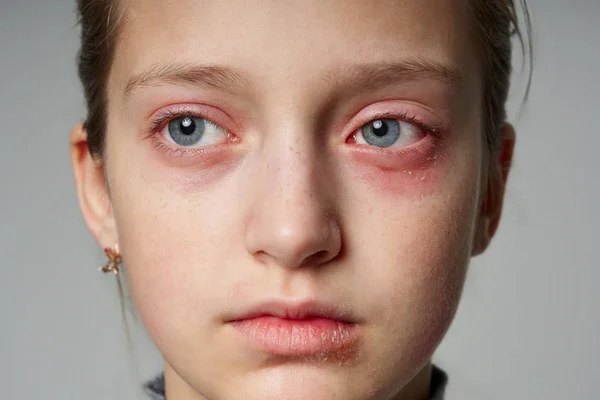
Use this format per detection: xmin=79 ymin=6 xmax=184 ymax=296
xmin=144 ymin=365 xmax=448 ymax=400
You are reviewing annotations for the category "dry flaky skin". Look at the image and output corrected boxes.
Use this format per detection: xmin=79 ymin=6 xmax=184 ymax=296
xmin=71 ymin=0 xmax=525 ymax=399
xmin=233 ymin=318 xmax=362 ymax=365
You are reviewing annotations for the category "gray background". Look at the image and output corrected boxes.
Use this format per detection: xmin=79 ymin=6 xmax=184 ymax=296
xmin=1 ymin=1 xmax=598 ymax=399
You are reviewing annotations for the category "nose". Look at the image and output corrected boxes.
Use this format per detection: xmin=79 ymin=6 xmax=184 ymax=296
xmin=244 ymin=133 xmax=342 ymax=269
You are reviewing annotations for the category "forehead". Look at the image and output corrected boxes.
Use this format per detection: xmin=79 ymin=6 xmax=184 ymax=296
xmin=112 ymin=0 xmax=477 ymax=94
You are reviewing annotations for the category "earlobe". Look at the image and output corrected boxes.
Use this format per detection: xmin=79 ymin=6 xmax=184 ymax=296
xmin=472 ymin=216 xmax=490 ymax=257
xmin=472 ymin=124 xmax=516 ymax=256
xmin=70 ymin=123 xmax=118 ymax=249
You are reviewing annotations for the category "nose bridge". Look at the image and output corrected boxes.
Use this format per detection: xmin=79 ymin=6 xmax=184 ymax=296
xmin=258 ymin=102 xmax=326 ymax=208
xmin=244 ymin=118 xmax=341 ymax=269
xmin=270 ymin=121 xmax=317 ymax=197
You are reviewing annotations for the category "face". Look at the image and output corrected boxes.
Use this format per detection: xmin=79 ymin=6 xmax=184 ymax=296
xmin=72 ymin=1 xmax=513 ymax=399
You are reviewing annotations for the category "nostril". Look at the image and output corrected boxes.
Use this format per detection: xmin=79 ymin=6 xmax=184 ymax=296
xmin=304 ymin=250 xmax=331 ymax=266
xmin=244 ymin=199 xmax=343 ymax=269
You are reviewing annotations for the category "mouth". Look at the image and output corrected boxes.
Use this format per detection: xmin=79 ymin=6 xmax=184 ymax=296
xmin=226 ymin=300 xmax=362 ymax=359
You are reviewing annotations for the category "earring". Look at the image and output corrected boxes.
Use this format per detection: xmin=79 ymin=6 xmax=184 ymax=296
xmin=100 ymin=244 xmax=122 ymax=275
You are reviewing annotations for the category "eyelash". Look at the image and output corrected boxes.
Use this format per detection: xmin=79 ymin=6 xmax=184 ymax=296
xmin=352 ymin=110 xmax=442 ymax=139
xmin=148 ymin=109 xmax=207 ymax=135
xmin=147 ymin=108 xmax=442 ymax=154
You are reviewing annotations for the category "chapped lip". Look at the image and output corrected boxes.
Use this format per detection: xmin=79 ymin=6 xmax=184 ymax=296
xmin=226 ymin=299 xmax=362 ymax=359
xmin=225 ymin=299 xmax=360 ymax=324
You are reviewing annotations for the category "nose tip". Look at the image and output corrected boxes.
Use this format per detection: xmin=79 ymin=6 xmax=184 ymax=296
xmin=266 ymin=218 xmax=341 ymax=268
xmin=245 ymin=202 xmax=342 ymax=269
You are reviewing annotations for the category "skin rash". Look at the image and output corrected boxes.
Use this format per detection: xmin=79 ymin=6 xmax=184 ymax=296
xmin=71 ymin=0 xmax=514 ymax=399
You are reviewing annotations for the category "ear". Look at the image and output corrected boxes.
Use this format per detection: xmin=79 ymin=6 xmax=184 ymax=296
xmin=472 ymin=124 xmax=516 ymax=256
xmin=70 ymin=123 xmax=118 ymax=249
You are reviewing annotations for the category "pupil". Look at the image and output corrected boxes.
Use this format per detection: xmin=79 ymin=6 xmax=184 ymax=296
xmin=180 ymin=117 xmax=195 ymax=135
xmin=372 ymin=120 xmax=388 ymax=137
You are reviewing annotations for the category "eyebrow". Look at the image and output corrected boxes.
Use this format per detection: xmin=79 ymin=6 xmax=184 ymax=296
xmin=324 ymin=58 xmax=462 ymax=93
xmin=124 ymin=63 xmax=251 ymax=96
xmin=124 ymin=58 xmax=460 ymax=97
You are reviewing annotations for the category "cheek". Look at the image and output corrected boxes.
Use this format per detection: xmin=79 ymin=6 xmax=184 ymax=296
xmin=342 ymin=146 xmax=481 ymax=363
xmin=105 ymin=150 xmax=234 ymax=347
xmin=362 ymin=198 xmax=474 ymax=329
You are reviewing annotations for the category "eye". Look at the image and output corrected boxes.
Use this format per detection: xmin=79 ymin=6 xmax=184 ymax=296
xmin=354 ymin=119 xmax=425 ymax=148
xmin=162 ymin=116 xmax=227 ymax=148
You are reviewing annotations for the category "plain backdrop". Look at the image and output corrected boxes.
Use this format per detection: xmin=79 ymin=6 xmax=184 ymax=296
xmin=1 ymin=1 xmax=599 ymax=399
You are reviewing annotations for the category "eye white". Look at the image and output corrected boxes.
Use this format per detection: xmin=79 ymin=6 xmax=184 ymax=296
xmin=355 ymin=119 xmax=424 ymax=148
xmin=162 ymin=116 xmax=227 ymax=148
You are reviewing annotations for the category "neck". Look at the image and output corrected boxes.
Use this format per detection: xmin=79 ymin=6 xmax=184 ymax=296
xmin=390 ymin=362 xmax=433 ymax=400
xmin=164 ymin=361 xmax=433 ymax=400
xmin=164 ymin=363 xmax=208 ymax=400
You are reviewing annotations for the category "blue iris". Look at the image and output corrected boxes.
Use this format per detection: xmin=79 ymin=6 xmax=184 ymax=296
xmin=168 ymin=116 xmax=206 ymax=146
xmin=361 ymin=119 xmax=401 ymax=147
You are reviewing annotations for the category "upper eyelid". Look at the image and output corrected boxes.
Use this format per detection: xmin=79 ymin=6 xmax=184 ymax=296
xmin=346 ymin=111 xmax=440 ymax=140
xmin=152 ymin=108 xmax=217 ymax=124
xmin=327 ymin=98 xmax=446 ymax=138
xmin=149 ymin=106 xmax=230 ymax=134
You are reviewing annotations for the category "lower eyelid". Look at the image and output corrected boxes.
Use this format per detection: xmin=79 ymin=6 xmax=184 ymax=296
xmin=348 ymin=135 xmax=438 ymax=166
xmin=152 ymin=136 xmax=200 ymax=157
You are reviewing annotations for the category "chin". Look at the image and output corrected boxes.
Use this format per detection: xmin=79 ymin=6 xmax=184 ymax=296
xmin=222 ymin=364 xmax=369 ymax=400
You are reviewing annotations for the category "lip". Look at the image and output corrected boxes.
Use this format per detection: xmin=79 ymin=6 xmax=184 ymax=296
xmin=226 ymin=300 xmax=362 ymax=359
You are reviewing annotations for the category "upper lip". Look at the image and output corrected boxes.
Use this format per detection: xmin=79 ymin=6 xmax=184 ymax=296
xmin=226 ymin=299 xmax=359 ymax=324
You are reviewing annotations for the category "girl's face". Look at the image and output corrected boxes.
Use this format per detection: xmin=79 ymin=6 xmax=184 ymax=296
xmin=72 ymin=0 xmax=512 ymax=399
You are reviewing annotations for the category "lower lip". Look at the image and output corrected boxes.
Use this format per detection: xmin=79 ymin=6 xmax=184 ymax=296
xmin=230 ymin=316 xmax=360 ymax=358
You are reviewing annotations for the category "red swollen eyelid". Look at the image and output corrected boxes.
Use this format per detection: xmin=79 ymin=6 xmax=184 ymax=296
xmin=147 ymin=103 xmax=238 ymax=136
